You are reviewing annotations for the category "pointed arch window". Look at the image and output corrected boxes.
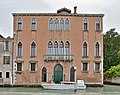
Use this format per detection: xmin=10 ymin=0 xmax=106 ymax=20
xmin=95 ymin=42 xmax=100 ymax=57
xmin=65 ymin=41 xmax=70 ymax=55
xmin=83 ymin=18 xmax=88 ymax=31
xmin=54 ymin=18 xmax=59 ymax=31
xmin=17 ymin=42 xmax=22 ymax=57
xmin=42 ymin=67 xmax=47 ymax=82
xmin=54 ymin=41 xmax=58 ymax=55
xmin=96 ymin=18 xmax=100 ymax=31
xmin=65 ymin=18 xmax=70 ymax=31
xmin=48 ymin=41 xmax=53 ymax=55
xmin=60 ymin=41 xmax=64 ymax=55
xmin=49 ymin=18 xmax=54 ymax=31
xmin=70 ymin=67 xmax=74 ymax=82
xmin=31 ymin=42 xmax=36 ymax=57
xmin=83 ymin=42 xmax=87 ymax=57
xmin=17 ymin=18 xmax=22 ymax=31
xmin=31 ymin=18 xmax=36 ymax=30
xmin=60 ymin=18 xmax=64 ymax=31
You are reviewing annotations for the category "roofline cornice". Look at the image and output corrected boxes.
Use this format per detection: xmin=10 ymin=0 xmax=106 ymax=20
xmin=12 ymin=13 xmax=104 ymax=17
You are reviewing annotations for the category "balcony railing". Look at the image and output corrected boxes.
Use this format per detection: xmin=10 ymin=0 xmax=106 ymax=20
xmin=44 ymin=54 xmax=74 ymax=62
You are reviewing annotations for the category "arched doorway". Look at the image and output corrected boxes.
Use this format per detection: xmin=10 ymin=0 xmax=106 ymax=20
xmin=54 ymin=64 xmax=63 ymax=83
xmin=42 ymin=67 xmax=47 ymax=82
xmin=70 ymin=67 xmax=74 ymax=82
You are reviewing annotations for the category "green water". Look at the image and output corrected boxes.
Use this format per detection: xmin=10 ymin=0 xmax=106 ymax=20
xmin=0 ymin=85 xmax=120 ymax=95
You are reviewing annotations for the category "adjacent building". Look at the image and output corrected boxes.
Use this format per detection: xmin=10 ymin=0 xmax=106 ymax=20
xmin=0 ymin=35 xmax=13 ymax=85
xmin=13 ymin=7 xmax=104 ymax=85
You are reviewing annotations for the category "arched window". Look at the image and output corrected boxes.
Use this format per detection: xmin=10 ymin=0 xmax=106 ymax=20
xmin=54 ymin=18 xmax=59 ymax=31
xmin=48 ymin=41 xmax=53 ymax=55
xmin=31 ymin=18 xmax=36 ymax=30
xmin=59 ymin=41 xmax=64 ymax=55
xmin=95 ymin=42 xmax=100 ymax=56
xmin=60 ymin=18 xmax=64 ymax=31
xmin=17 ymin=42 xmax=22 ymax=57
xmin=65 ymin=18 xmax=70 ymax=31
xmin=65 ymin=41 xmax=70 ymax=55
xmin=42 ymin=67 xmax=47 ymax=82
xmin=31 ymin=42 xmax=36 ymax=57
xmin=49 ymin=18 xmax=54 ymax=31
xmin=96 ymin=18 xmax=100 ymax=31
xmin=54 ymin=41 xmax=58 ymax=55
xmin=70 ymin=67 xmax=74 ymax=82
xmin=17 ymin=17 xmax=22 ymax=31
xmin=83 ymin=18 xmax=88 ymax=31
xmin=83 ymin=42 xmax=87 ymax=57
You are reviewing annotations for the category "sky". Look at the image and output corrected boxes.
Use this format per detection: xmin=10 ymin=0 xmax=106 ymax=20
xmin=0 ymin=0 xmax=120 ymax=37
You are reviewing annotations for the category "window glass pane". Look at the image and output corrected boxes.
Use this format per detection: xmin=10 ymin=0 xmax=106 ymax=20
xmin=65 ymin=18 xmax=69 ymax=30
xmin=95 ymin=63 xmax=100 ymax=71
xmin=17 ymin=63 xmax=22 ymax=71
xmin=31 ymin=63 xmax=36 ymax=71
xmin=31 ymin=42 xmax=36 ymax=57
xmin=49 ymin=18 xmax=54 ymax=30
xmin=18 ymin=18 xmax=22 ymax=30
xmin=83 ymin=42 xmax=87 ymax=56
xmin=18 ymin=42 xmax=22 ymax=57
xmin=31 ymin=18 xmax=36 ymax=30
xmin=96 ymin=19 xmax=100 ymax=30
xmin=60 ymin=18 xmax=64 ymax=31
xmin=83 ymin=63 xmax=88 ymax=71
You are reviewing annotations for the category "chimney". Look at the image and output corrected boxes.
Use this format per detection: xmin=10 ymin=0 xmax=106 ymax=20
xmin=74 ymin=6 xmax=77 ymax=14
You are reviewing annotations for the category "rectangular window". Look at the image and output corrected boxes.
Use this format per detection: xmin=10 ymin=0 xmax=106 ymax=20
xmin=95 ymin=63 xmax=100 ymax=72
xmin=31 ymin=63 xmax=36 ymax=71
xmin=3 ymin=56 xmax=10 ymax=64
xmin=0 ymin=72 xmax=2 ymax=78
xmin=17 ymin=63 xmax=22 ymax=71
xmin=82 ymin=62 xmax=88 ymax=72
xmin=6 ymin=72 xmax=10 ymax=78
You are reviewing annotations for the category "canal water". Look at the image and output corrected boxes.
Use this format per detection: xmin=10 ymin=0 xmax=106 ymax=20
xmin=0 ymin=85 xmax=120 ymax=95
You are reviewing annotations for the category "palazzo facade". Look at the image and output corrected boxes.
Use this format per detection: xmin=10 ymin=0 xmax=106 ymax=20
xmin=13 ymin=7 xmax=104 ymax=85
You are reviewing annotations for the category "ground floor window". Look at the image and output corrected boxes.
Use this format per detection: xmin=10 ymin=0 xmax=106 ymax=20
xmin=6 ymin=72 xmax=10 ymax=78
xmin=0 ymin=72 xmax=2 ymax=78
xmin=82 ymin=62 xmax=88 ymax=72
xmin=17 ymin=63 xmax=22 ymax=71
xmin=70 ymin=67 xmax=74 ymax=82
xmin=42 ymin=67 xmax=47 ymax=82
xmin=95 ymin=62 xmax=100 ymax=72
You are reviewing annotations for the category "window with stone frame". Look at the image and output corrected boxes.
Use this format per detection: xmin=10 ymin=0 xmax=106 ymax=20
xmin=65 ymin=18 xmax=70 ymax=31
xmin=3 ymin=56 xmax=10 ymax=64
xmin=17 ymin=63 xmax=22 ymax=71
xmin=83 ymin=18 xmax=88 ymax=31
xmin=95 ymin=62 xmax=100 ymax=72
xmin=30 ymin=63 xmax=36 ymax=71
xmin=17 ymin=17 xmax=22 ymax=31
xmin=83 ymin=42 xmax=88 ymax=57
xmin=82 ymin=62 xmax=88 ymax=72
xmin=31 ymin=18 xmax=36 ymax=30
xmin=31 ymin=42 xmax=36 ymax=57
xmin=6 ymin=72 xmax=10 ymax=78
xmin=96 ymin=18 xmax=101 ymax=31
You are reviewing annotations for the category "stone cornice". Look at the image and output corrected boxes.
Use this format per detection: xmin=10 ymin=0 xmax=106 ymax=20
xmin=12 ymin=13 xmax=104 ymax=17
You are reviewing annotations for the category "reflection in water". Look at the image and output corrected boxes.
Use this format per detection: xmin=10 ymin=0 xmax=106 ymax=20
xmin=0 ymin=85 xmax=120 ymax=95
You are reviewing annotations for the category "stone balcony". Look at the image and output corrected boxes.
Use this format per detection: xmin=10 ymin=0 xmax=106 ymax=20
xmin=44 ymin=54 xmax=74 ymax=62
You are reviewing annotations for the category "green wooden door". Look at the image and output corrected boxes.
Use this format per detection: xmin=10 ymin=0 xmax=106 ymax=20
xmin=54 ymin=64 xmax=63 ymax=83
